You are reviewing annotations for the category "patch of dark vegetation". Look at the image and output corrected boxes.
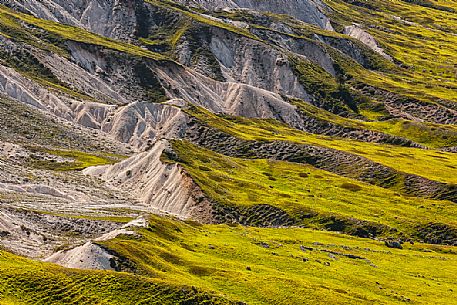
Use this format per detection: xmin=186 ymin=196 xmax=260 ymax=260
xmin=134 ymin=1 xmax=153 ymax=38
xmin=178 ymin=26 xmax=226 ymax=82
xmin=198 ymin=166 xmax=212 ymax=171
xmin=401 ymin=0 xmax=455 ymax=13
xmin=289 ymin=57 xmax=352 ymax=115
xmin=212 ymin=204 xmax=297 ymax=227
xmin=133 ymin=61 xmax=167 ymax=102
xmin=188 ymin=265 xmax=216 ymax=276
xmin=340 ymin=0 xmax=379 ymax=10
xmin=316 ymin=215 xmax=395 ymax=239
xmin=191 ymin=46 xmax=226 ymax=82
xmin=340 ymin=183 xmax=363 ymax=192
xmin=415 ymin=223 xmax=457 ymax=246
xmin=289 ymin=46 xmax=389 ymax=118
xmin=97 ymin=244 xmax=138 ymax=273
xmin=0 ymin=49 xmax=59 ymax=84
xmin=157 ymin=249 xmax=184 ymax=265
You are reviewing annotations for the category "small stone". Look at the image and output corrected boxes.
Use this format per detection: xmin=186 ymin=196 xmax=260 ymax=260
xmin=300 ymin=245 xmax=313 ymax=252
xmin=385 ymin=240 xmax=403 ymax=249
xmin=260 ymin=242 xmax=269 ymax=248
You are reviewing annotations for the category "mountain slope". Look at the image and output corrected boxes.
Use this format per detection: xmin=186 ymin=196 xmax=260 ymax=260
xmin=0 ymin=0 xmax=456 ymax=304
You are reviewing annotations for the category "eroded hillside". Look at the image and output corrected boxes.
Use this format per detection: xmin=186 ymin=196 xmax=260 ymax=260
xmin=0 ymin=0 xmax=456 ymax=304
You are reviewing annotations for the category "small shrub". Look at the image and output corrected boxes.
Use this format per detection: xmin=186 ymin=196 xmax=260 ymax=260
xmin=341 ymin=183 xmax=363 ymax=192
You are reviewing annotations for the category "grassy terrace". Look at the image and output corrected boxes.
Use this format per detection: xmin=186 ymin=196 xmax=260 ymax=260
xmin=102 ymin=216 xmax=457 ymax=305
xmin=186 ymin=106 xmax=457 ymax=185
xmin=325 ymin=0 xmax=457 ymax=103
xmin=25 ymin=148 xmax=125 ymax=171
xmin=170 ymin=140 xmax=457 ymax=238
xmin=2 ymin=215 xmax=457 ymax=304
xmin=0 ymin=249 xmax=233 ymax=305
xmin=293 ymin=99 xmax=457 ymax=149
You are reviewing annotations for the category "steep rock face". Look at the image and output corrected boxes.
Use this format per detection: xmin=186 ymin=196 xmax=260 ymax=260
xmin=0 ymin=39 xmax=188 ymax=149
xmin=70 ymin=100 xmax=189 ymax=149
xmin=176 ymin=0 xmax=334 ymax=30
xmin=0 ymin=37 xmax=304 ymax=144
xmin=154 ymin=61 xmax=306 ymax=125
xmin=84 ymin=140 xmax=214 ymax=221
xmin=99 ymin=101 xmax=188 ymax=150
xmin=178 ymin=27 xmax=313 ymax=102
xmin=250 ymin=30 xmax=337 ymax=76
xmin=0 ymin=63 xmax=76 ymax=119
xmin=66 ymin=38 xmax=308 ymax=124
xmin=4 ymin=0 xmax=148 ymax=41
xmin=343 ymin=25 xmax=392 ymax=61
xmin=65 ymin=42 xmax=165 ymax=104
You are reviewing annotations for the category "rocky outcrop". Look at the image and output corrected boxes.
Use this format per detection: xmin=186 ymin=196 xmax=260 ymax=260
xmin=4 ymin=0 xmax=148 ymax=41
xmin=0 ymin=38 xmax=189 ymax=149
xmin=155 ymin=61 xmax=306 ymax=124
xmin=415 ymin=223 xmax=457 ymax=245
xmin=44 ymin=217 xmax=146 ymax=270
xmin=44 ymin=242 xmax=122 ymax=270
xmin=84 ymin=140 xmax=214 ymax=222
xmin=343 ymin=25 xmax=392 ymax=61
xmin=99 ymin=100 xmax=189 ymax=150
xmin=250 ymin=29 xmax=337 ymax=75
xmin=176 ymin=0 xmax=334 ymax=30
xmin=0 ymin=35 xmax=308 ymax=139
xmin=0 ymin=207 xmax=122 ymax=258
xmin=177 ymin=26 xmax=313 ymax=102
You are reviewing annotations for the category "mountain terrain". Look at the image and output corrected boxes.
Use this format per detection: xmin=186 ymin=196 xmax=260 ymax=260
xmin=0 ymin=0 xmax=456 ymax=304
